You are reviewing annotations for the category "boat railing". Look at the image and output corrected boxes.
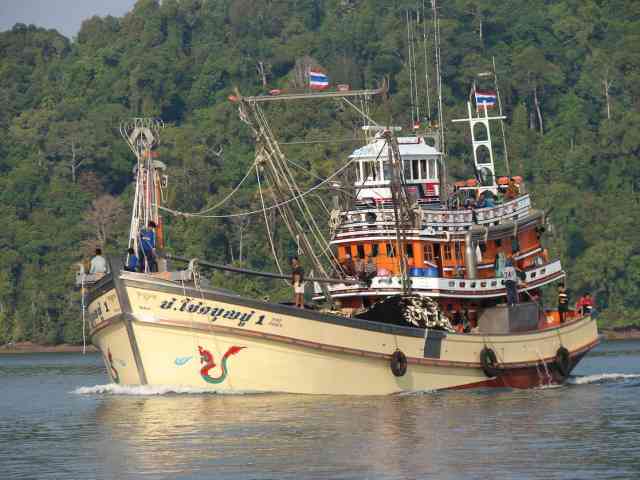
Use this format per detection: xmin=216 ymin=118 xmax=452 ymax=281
xmin=339 ymin=194 xmax=531 ymax=230
xmin=325 ymin=259 xmax=563 ymax=295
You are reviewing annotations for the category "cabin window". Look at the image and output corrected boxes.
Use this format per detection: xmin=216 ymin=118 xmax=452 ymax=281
xmin=404 ymin=160 xmax=412 ymax=180
xmin=405 ymin=244 xmax=414 ymax=258
xmin=354 ymin=163 xmax=362 ymax=183
xmin=420 ymin=159 xmax=428 ymax=180
xmin=364 ymin=161 xmax=378 ymax=181
xmin=382 ymin=162 xmax=392 ymax=181
xmin=476 ymin=145 xmax=492 ymax=165
xmin=430 ymin=158 xmax=438 ymax=180
xmin=386 ymin=243 xmax=396 ymax=257
xmin=371 ymin=244 xmax=379 ymax=257
xmin=412 ymin=159 xmax=420 ymax=180
xmin=455 ymin=242 xmax=463 ymax=260
xmin=341 ymin=246 xmax=349 ymax=257
xmin=444 ymin=243 xmax=452 ymax=260
xmin=424 ymin=244 xmax=433 ymax=262
xmin=356 ymin=244 xmax=365 ymax=259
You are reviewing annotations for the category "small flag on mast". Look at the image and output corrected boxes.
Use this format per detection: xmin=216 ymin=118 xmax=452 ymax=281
xmin=474 ymin=89 xmax=497 ymax=111
xmin=309 ymin=70 xmax=329 ymax=90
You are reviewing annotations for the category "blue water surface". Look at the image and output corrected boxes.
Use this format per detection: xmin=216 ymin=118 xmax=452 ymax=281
xmin=1 ymin=341 xmax=639 ymax=480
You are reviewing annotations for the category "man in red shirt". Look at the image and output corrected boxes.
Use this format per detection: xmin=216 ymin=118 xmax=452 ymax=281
xmin=576 ymin=293 xmax=594 ymax=316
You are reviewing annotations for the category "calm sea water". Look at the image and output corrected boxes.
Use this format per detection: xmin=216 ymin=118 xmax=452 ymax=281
xmin=1 ymin=341 xmax=639 ymax=480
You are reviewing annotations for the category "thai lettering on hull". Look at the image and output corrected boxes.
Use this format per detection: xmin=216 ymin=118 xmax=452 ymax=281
xmin=159 ymin=297 xmax=266 ymax=327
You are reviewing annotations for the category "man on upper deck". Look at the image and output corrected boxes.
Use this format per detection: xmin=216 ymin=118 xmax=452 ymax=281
xmin=505 ymin=178 xmax=520 ymax=201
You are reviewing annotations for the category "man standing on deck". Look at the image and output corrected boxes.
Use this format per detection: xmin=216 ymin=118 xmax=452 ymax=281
xmin=291 ymin=257 xmax=305 ymax=308
xmin=558 ymin=284 xmax=569 ymax=323
xmin=139 ymin=221 xmax=158 ymax=273
xmin=503 ymin=257 xmax=519 ymax=307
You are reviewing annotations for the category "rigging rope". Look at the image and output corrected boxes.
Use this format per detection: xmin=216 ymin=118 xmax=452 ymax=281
xmin=256 ymin=165 xmax=285 ymax=276
xmin=166 ymin=160 xmax=257 ymax=217
xmin=159 ymin=157 xmax=356 ymax=219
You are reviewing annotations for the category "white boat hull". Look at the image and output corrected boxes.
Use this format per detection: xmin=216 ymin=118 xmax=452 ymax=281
xmin=87 ymin=272 xmax=599 ymax=395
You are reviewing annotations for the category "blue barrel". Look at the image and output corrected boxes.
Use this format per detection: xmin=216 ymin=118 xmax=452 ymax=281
xmin=409 ymin=267 xmax=422 ymax=277
xmin=424 ymin=266 xmax=439 ymax=277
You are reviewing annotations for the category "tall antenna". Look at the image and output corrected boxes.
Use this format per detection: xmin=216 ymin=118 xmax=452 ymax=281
xmin=493 ymin=56 xmax=511 ymax=176
xmin=422 ymin=0 xmax=432 ymax=122
xmin=406 ymin=10 xmax=416 ymax=128
xmin=431 ymin=0 xmax=447 ymax=201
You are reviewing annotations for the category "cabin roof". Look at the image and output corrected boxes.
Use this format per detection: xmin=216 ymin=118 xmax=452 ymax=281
xmin=349 ymin=136 xmax=441 ymax=159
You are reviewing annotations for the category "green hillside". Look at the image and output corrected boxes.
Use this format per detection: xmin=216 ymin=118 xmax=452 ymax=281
xmin=1 ymin=0 xmax=639 ymax=344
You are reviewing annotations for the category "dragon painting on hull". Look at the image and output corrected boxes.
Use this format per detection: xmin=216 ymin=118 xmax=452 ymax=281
xmin=107 ymin=348 xmax=120 ymax=384
xmin=197 ymin=345 xmax=246 ymax=384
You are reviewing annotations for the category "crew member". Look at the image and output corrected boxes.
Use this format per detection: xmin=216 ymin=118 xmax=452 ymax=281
xmin=139 ymin=221 xmax=157 ymax=273
xmin=89 ymin=248 xmax=108 ymax=276
xmin=576 ymin=292 xmax=594 ymax=316
xmin=291 ymin=257 xmax=305 ymax=308
xmin=505 ymin=177 xmax=520 ymax=200
xmin=340 ymin=252 xmax=356 ymax=277
xmin=558 ymin=284 xmax=569 ymax=323
xmin=124 ymin=247 xmax=138 ymax=272
xmin=503 ymin=257 xmax=519 ymax=307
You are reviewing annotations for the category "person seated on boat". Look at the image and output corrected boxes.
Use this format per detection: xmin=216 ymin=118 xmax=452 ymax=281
xmin=576 ymin=292 xmax=593 ymax=316
xmin=558 ymin=283 xmax=569 ymax=323
xmin=139 ymin=221 xmax=158 ymax=273
xmin=124 ymin=247 xmax=138 ymax=272
xmin=476 ymin=192 xmax=486 ymax=209
xmin=483 ymin=190 xmax=496 ymax=208
xmin=89 ymin=248 xmax=108 ymax=276
xmin=503 ymin=257 xmax=519 ymax=307
xmin=291 ymin=257 xmax=305 ymax=308
xmin=361 ymin=252 xmax=377 ymax=287
xmin=340 ymin=252 xmax=356 ymax=277
xmin=464 ymin=197 xmax=476 ymax=209
xmin=504 ymin=177 xmax=520 ymax=201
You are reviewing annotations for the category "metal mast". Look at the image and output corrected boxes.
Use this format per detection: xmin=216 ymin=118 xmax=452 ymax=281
xmin=120 ymin=118 xmax=165 ymax=265
xmin=383 ymin=130 xmax=414 ymax=295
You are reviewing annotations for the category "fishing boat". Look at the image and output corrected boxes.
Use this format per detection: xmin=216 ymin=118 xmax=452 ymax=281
xmin=78 ymin=14 xmax=598 ymax=395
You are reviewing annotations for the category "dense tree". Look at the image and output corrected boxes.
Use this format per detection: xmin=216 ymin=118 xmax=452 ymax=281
xmin=1 ymin=0 xmax=639 ymax=344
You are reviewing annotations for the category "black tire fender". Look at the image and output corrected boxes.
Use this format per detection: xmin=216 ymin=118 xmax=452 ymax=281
xmin=390 ymin=349 xmax=408 ymax=377
xmin=480 ymin=347 xmax=501 ymax=378
xmin=555 ymin=346 xmax=571 ymax=378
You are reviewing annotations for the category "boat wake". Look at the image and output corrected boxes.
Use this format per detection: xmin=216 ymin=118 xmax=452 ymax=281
xmin=73 ymin=384 xmax=267 ymax=396
xmin=568 ymin=373 xmax=640 ymax=385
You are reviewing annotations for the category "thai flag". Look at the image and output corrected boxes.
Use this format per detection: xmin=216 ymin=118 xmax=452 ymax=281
xmin=475 ymin=90 xmax=497 ymax=110
xmin=309 ymin=70 xmax=329 ymax=90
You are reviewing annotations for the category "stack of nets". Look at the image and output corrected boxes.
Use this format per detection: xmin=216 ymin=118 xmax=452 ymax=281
xmin=355 ymin=295 xmax=455 ymax=332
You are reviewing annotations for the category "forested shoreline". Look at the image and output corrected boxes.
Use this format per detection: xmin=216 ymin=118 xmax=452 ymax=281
xmin=1 ymin=0 xmax=639 ymax=345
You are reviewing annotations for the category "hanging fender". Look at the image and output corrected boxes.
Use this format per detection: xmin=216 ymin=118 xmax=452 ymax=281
xmin=390 ymin=349 xmax=408 ymax=377
xmin=480 ymin=347 xmax=501 ymax=378
xmin=555 ymin=346 xmax=571 ymax=378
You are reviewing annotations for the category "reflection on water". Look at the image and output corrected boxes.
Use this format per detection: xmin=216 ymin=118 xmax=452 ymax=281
xmin=1 ymin=345 xmax=640 ymax=479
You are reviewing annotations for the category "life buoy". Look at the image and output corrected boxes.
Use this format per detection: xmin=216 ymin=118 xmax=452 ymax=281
xmin=555 ymin=346 xmax=571 ymax=378
xmin=390 ymin=350 xmax=408 ymax=377
xmin=480 ymin=347 xmax=500 ymax=378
